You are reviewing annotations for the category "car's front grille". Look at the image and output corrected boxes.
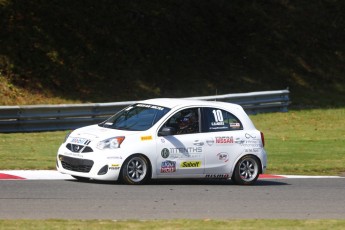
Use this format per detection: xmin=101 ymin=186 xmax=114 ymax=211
xmin=59 ymin=155 xmax=94 ymax=173
xmin=66 ymin=143 xmax=93 ymax=153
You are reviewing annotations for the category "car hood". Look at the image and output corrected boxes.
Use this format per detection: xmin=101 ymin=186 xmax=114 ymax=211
xmin=69 ymin=124 xmax=141 ymax=142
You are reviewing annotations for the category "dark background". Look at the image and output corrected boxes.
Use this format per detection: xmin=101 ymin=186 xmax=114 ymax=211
xmin=1 ymin=0 xmax=344 ymax=107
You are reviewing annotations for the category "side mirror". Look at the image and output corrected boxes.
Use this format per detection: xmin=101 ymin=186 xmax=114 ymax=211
xmin=158 ymin=127 xmax=176 ymax=136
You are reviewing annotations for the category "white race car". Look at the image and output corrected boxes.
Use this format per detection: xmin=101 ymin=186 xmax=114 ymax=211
xmin=56 ymin=98 xmax=267 ymax=185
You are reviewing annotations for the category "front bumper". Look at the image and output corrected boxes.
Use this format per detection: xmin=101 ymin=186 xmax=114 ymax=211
xmin=56 ymin=145 xmax=123 ymax=181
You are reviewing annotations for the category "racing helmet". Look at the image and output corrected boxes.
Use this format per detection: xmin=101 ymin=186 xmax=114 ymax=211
xmin=177 ymin=112 xmax=196 ymax=130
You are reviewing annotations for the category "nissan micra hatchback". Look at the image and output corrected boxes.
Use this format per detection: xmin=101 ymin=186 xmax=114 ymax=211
xmin=56 ymin=98 xmax=267 ymax=185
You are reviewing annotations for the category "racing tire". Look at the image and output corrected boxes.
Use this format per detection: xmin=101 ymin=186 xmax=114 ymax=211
xmin=121 ymin=155 xmax=150 ymax=185
xmin=232 ymin=155 xmax=260 ymax=185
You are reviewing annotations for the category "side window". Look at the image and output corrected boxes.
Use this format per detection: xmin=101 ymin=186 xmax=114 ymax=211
xmin=202 ymin=107 xmax=242 ymax=132
xmin=162 ymin=108 xmax=199 ymax=135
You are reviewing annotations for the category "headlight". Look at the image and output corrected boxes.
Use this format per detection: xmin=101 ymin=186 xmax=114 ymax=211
xmin=97 ymin=136 xmax=125 ymax=150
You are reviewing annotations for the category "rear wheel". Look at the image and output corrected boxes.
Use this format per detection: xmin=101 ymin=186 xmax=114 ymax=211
xmin=232 ymin=155 xmax=260 ymax=185
xmin=121 ymin=155 xmax=150 ymax=185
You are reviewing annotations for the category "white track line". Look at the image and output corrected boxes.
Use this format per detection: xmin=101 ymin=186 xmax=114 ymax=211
xmin=277 ymin=175 xmax=343 ymax=179
xmin=0 ymin=170 xmax=73 ymax=180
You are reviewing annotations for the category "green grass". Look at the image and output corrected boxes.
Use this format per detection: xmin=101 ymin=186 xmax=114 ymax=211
xmin=0 ymin=131 xmax=67 ymax=170
xmin=1 ymin=109 xmax=345 ymax=176
xmin=1 ymin=219 xmax=345 ymax=230
xmin=251 ymin=108 xmax=345 ymax=175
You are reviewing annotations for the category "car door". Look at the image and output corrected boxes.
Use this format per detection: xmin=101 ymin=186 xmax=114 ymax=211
xmin=156 ymin=107 xmax=205 ymax=176
xmin=201 ymin=107 xmax=245 ymax=176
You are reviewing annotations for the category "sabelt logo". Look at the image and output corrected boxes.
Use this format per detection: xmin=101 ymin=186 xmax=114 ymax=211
xmin=180 ymin=161 xmax=202 ymax=168
xmin=141 ymin=135 xmax=152 ymax=141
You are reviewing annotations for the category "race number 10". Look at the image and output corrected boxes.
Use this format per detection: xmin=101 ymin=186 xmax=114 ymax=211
xmin=212 ymin=110 xmax=224 ymax=122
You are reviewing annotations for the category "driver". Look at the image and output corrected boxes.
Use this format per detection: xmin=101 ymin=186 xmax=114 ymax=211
xmin=176 ymin=111 xmax=198 ymax=134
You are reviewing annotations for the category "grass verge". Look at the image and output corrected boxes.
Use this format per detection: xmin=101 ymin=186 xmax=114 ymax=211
xmin=250 ymin=108 xmax=345 ymax=175
xmin=1 ymin=219 xmax=345 ymax=230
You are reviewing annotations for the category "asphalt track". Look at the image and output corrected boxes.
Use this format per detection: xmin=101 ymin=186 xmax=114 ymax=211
xmin=0 ymin=171 xmax=344 ymax=220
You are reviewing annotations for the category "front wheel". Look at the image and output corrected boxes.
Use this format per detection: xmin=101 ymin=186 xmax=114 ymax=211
xmin=232 ymin=155 xmax=260 ymax=185
xmin=121 ymin=155 xmax=150 ymax=185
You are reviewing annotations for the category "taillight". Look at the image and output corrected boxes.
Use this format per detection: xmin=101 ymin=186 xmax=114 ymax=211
xmin=260 ymin=131 xmax=265 ymax=147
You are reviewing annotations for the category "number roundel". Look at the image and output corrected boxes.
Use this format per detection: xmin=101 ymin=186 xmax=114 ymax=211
xmin=212 ymin=109 xmax=224 ymax=122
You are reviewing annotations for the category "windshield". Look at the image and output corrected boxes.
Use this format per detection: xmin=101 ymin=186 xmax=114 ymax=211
xmin=99 ymin=103 xmax=170 ymax=131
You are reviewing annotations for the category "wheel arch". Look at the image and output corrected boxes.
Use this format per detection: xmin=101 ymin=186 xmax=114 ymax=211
xmin=232 ymin=154 xmax=263 ymax=177
xmin=120 ymin=153 xmax=153 ymax=179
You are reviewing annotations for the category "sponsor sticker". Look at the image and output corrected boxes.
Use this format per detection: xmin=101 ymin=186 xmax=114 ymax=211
xmin=211 ymin=121 xmax=225 ymax=126
xmin=141 ymin=135 xmax=152 ymax=141
xmin=245 ymin=148 xmax=260 ymax=153
xmin=215 ymin=136 xmax=234 ymax=144
xmin=217 ymin=152 xmax=229 ymax=162
xmin=168 ymin=147 xmax=203 ymax=159
xmin=237 ymin=136 xmax=262 ymax=147
xmin=160 ymin=160 xmax=176 ymax=173
xmin=245 ymin=133 xmax=256 ymax=139
xmin=70 ymin=138 xmax=89 ymax=145
xmin=161 ymin=147 xmax=203 ymax=159
xmin=235 ymin=138 xmax=245 ymax=145
xmin=136 ymin=104 xmax=164 ymax=110
xmin=109 ymin=164 xmax=121 ymax=170
xmin=109 ymin=166 xmax=120 ymax=170
xmin=210 ymin=126 xmax=228 ymax=130
xmin=206 ymin=138 xmax=215 ymax=146
xmin=180 ymin=161 xmax=202 ymax=168
xmin=205 ymin=174 xmax=229 ymax=178
xmin=161 ymin=148 xmax=170 ymax=158
xmin=107 ymin=156 xmax=123 ymax=159
xmin=193 ymin=140 xmax=204 ymax=146
xmin=63 ymin=152 xmax=84 ymax=158
xmin=230 ymin=123 xmax=241 ymax=128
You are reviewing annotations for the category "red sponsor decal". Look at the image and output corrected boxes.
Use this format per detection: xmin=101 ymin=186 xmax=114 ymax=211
xmin=215 ymin=136 xmax=233 ymax=144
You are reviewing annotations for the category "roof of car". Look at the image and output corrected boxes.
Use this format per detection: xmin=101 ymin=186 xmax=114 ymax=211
xmin=140 ymin=98 xmax=242 ymax=110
